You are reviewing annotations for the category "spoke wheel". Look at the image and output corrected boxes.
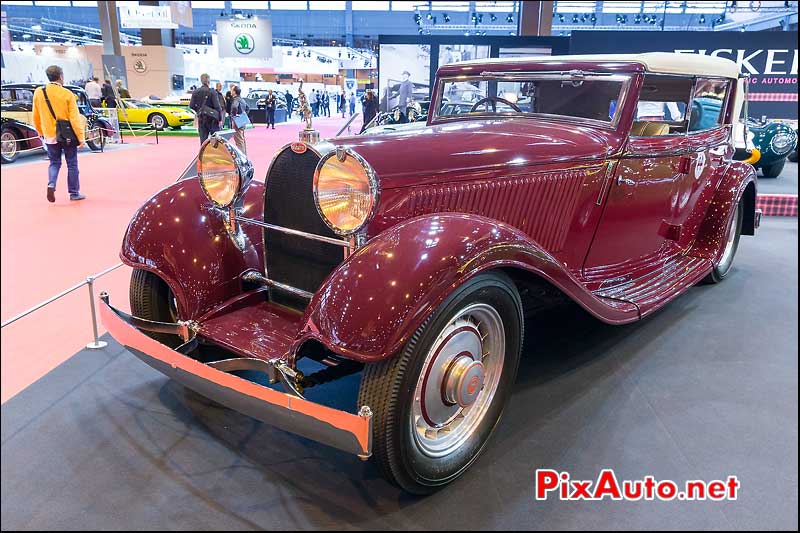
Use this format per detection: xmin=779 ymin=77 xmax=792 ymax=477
xmin=358 ymin=271 xmax=522 ymax=494
xmin=411 ymin=303 xmax=504 ymax=458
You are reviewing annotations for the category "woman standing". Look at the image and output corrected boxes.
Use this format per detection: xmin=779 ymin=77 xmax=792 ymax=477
xmin=229 ymin=86 xmax=249 ymax=155
xmin=265 ymin=89 xmax=276 ymax=129
xmin=361 ymin=90 xmax=378 ymax=132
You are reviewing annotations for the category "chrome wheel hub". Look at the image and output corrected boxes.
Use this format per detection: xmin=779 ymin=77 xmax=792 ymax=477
xmin=443 ymin=355 xmax=484 ymax=407
xmin=410 ymin=303 xmax=505 ymax=458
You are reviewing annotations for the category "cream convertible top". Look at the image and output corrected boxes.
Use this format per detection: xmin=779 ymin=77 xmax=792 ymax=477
xmin=456 ymin=52 xmax=741 ymax=79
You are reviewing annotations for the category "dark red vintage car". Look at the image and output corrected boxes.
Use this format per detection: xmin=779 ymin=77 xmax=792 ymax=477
xmin=100 ymin=53 xmax=760 ymax=493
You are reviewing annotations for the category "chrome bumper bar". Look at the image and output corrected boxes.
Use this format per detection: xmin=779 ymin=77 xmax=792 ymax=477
xmin=98 ymin=294 xmax=373 ymax=458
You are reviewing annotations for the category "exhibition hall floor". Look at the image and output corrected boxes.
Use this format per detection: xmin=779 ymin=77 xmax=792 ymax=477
xmin=1 ymin=217 xmax=797 ymax=530
xmin=0 ymin=116 xmax=356 ymax=403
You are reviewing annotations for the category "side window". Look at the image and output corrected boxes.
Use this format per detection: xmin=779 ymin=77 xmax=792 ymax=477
xmin=632 ymin=75 xmax=693 ymax=137
xmin=688 ymin=79 xmax=729 ymax=132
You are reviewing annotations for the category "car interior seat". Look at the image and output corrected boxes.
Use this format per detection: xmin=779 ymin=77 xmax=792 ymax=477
xmin=631 ymin=121 xmax=671 ymax=136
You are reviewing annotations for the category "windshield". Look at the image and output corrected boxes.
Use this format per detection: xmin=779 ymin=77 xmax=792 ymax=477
xmin=125 ymin=100 xmax=153 ymax=108
xmin=434 ymin=73 xmax=630 ymax=126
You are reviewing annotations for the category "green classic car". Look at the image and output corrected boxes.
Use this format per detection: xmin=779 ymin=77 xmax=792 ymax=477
xmin=693 ymin=96 xmax=796 ymax=178
xmin=746 ymin=119 xmax=797 ymax=178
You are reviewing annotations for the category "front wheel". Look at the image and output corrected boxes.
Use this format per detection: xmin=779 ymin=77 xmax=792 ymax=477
xmin=358 ymin=272 xmax=523 ymax=494
xmin=761 ymin=159 xmax=785 ymax=178
xmin=704 ymin=199 xmax=743 ymax=284
xmin=129 ymin=269 xmax=179 ymax=345
xmin=149 ymin=113 xmax=167 ymax=131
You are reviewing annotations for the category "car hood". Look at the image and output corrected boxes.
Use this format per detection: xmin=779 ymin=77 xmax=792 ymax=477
xmin=330 ymin=117 xmax=624 ymax=189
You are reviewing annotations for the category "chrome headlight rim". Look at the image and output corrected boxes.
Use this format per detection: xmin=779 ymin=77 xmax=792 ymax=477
xmin=770 ymin=132 xmax=795 ymax=155
xmin=312 ymin=147 xmax=380 ymax=238
xmin=197 ymin=134 xmax=253 ymax=209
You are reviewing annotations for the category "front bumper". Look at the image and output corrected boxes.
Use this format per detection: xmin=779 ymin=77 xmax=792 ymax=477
xmin=99 ymin=294 xmax=372 ymax=458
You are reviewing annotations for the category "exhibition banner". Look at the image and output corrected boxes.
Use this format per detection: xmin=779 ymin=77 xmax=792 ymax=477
xmin=216 ymin=18 xmax=273 ymax=60
xmin=570 ymin=31 xmax=798 ymax=120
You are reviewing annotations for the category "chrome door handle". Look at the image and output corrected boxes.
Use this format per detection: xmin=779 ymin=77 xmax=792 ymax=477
xmin=617 ymin=176 xmax=636 ymax=187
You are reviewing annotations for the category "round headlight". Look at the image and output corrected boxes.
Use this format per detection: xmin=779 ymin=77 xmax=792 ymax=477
xmin=770 ymin=132 xmax=794 ymax=154
xmin=313 ymin=148 xmax=378 ymax=236
xmin=198 ymin=136 xmax=242 ymax=208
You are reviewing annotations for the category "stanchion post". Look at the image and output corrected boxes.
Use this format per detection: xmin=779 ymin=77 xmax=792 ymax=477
xmin=85 ymin=275 xmax=107 ymax=349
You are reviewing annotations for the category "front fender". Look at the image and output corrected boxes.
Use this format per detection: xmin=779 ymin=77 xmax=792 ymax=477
xmin=691 ymin=161 xmax=757 ymax=261
xmin=120 ymin=178 xmax=265 ymax=319
xmin=299 ymin=213 xmax=637 ymax=364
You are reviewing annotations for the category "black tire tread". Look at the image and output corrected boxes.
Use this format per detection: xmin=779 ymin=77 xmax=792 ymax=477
xmin=129 ymin=269 xmax=174 ymax=344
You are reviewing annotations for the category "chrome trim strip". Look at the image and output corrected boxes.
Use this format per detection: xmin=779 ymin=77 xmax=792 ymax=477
xmin=237 ymin=216 xmax=352 ymax=248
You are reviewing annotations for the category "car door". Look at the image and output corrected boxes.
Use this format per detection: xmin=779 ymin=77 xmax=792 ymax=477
xmin=584 ymin=74 xmax=695 ymax=273
xmin=676 ymin=78 xmax=734 ymax=249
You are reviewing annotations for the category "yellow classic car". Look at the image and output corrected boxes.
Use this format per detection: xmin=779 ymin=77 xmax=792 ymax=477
xmin=117 ymin=99 xmax=195 ymax=130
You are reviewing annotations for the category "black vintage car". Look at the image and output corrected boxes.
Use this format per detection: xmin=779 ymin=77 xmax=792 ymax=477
xmin=1 ymin=83 xmax=117 ymax=152
xmin=0 ymin=116 xmax=43 ymax=163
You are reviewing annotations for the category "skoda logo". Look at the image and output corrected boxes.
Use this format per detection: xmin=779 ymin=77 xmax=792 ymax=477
xmin=133 ymin=59 xmax=147 ymax=74
xmin=234 ymin=33 xmax=254 ymax=55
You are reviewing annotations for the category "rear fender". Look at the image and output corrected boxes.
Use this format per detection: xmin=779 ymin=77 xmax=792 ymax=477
xmin=691 ymin=161 xmax=757 ymax=262
xmin=120 ymin=179 xmax=265 ymax=319
xmin=298 ymin=213 xmax=638 ymax=364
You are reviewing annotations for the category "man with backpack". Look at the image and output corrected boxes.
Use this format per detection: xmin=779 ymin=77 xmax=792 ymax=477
xmin=189 ymin=73 xmax=223 ymax=144
xmin=32 ymin=65 xmax=86 ymax=202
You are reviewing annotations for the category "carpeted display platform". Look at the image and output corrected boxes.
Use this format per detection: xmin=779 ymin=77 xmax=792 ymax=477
xmin=2 ymin=218 xmax=797 ymax=530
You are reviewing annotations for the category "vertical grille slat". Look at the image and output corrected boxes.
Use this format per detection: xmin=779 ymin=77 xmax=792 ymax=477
xmin=264 ymin=146 xmax=342 ymax=308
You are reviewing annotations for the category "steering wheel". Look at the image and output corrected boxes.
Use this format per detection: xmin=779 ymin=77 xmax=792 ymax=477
xmin=469 ymin=96 xmax=522 ymax=114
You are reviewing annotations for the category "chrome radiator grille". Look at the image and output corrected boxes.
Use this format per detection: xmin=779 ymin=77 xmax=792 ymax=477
xmin=263 ymin=146 xmax=342 ymax=308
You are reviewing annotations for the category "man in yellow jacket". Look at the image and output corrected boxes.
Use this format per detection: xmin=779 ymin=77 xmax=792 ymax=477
xmin=32 ymin=65 xmax=86 ymax=202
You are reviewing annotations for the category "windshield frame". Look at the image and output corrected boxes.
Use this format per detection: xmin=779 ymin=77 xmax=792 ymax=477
xmin=430 ymin=70 xmax=633 ymax=130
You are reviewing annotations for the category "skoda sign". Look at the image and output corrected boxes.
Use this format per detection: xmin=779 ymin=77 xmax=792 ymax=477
xmin=234 ymin=33 xmax=254 ymax=55
xmin=217 ymin=18 xmax=272 ymax=59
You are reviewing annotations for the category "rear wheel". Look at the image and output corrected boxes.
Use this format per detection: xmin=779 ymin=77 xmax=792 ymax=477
xmin=358 ymin=272 xmax=522 ymax=494
xmin=761 ymin=159 xmax=785 ymax=178
xmin=1 ymin=128 xmax=20 ymax=163
xmin=129 ymin=269 xmax=178 ymax=344
xmin=704 ymin=199 xmax=743 ymax=284
xmin=149 ymin=113 xmax=167 ymax=130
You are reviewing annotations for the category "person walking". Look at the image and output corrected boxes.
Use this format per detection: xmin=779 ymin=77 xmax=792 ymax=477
xmin=264 ymin=89 xmax=277 ymax=129
xmin=85 ymin=76 xmax=102 ymax=108
xmin=215 ymin=82 xmax=226 ymax=129
xmin=189 ymin=73 xmax=222 ymax=144
xmin=285 ymin=90 xmax=293 ymax=119
xmin=115 ymin=79 xmax=131 ymax=99
xmin=101 ymin=79 xmax=116 ymax=108
xmin=32 ymin=65 xmax=86 ymax=202
xmin=360 ymin=89 xmax=378 ymax=132
xmin=229 ymin=86 xmax=249 ymax=155
xmin=349 ymin=92 xmax=356 ymax=117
